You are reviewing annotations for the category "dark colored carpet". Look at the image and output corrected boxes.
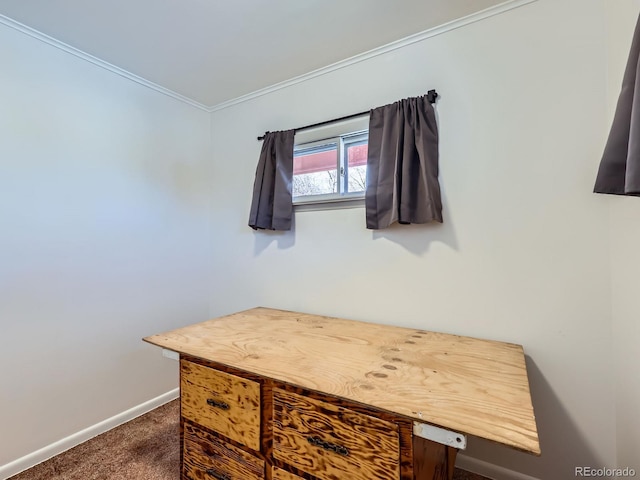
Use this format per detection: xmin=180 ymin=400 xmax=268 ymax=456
xmin=9 ymin=401 xmax=180 ymax=480
xmin=9 ymin=399 xmax=491 ymax=479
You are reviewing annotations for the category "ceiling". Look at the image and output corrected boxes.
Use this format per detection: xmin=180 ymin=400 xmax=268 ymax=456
xmin=0 ymin=0 xmax=506 ymax=108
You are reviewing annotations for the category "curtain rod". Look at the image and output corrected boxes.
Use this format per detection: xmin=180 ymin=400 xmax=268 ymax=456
xmin=257 ymin=89 xmax=438 ymax=141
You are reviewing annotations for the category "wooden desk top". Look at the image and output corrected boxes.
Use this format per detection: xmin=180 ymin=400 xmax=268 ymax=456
xmin=144 ymin=307 xmax=540 ymax=455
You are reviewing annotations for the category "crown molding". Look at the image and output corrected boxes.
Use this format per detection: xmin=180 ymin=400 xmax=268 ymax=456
xmin=209 ymin=0 xmax=538 ymax=112
xmin=0 ymin=14 xmax=210 ymax=112
xmin=1 ymin=0 xmax=537 ymax=114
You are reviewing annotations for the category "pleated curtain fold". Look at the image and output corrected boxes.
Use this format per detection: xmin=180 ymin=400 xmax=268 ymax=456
xmin=365 ymin=95 xmax=442 ymax=229
xmin=248 ymin=130 xmax=295 ymax=230
xmin=594 ymin=13 xmax=640 ymax=196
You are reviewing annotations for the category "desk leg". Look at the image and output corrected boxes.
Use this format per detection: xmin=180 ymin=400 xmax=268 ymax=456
xmin=413 ymin=435 xmax=457 ymax=480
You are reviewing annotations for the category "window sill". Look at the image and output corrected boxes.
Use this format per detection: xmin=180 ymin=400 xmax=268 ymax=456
xmin=293 ymin=194 xmax=365 ymax=212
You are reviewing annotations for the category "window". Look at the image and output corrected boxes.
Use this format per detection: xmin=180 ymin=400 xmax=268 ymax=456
xmin=292 ymin=115 xmax=369 ymax=206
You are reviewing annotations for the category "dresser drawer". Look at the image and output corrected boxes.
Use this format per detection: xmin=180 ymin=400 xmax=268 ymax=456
xmin=272 ymin=466 xmax=305 ymax=480
xmin=183 ymin=423 xmax=264 ymax=480
xmin=181 ymin=359 xmax=261 ymax=451
xmin=273 ymin=388 xmax=400 ymax=480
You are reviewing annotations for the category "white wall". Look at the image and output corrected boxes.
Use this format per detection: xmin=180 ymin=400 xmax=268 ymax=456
xmin=209 ymin=1 xmax=618 ymax=478
xmin=605 ymin=0 xmax=640 ymax=473
xmin=0 ymin=21 xmax=211 ymax=470
xmin=3 ymin=0 xmax=638 ymax=478
xmin=610 ymin=204 xmax=640 ymax=474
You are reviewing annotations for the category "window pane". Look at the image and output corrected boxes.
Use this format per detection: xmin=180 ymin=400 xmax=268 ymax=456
xmin=293 ymin=143 xmax=338 ymax=197
xmin=346 ymin=139 xmax=368 ymax=193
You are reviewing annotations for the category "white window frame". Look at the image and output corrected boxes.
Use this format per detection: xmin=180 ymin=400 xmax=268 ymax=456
xmin=292 ymin=115 xmax=369 ymax=209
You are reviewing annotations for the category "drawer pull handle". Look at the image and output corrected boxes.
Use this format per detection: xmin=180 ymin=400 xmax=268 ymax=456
xmin=206 ymin=398 xmax=230 ymax=410
xmin=205 ymin=468 xmax=230 ymax=480
xmin=307 ymin=436 xmax=350 ymax=457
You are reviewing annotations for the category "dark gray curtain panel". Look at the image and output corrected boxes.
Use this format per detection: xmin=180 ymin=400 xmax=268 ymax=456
xmin=365 ymin=95 xmax=442 ymax=229
xmin=248 ymin=130 xmax=295 ymax=230
xmin=594 ymin=13 xmax=640 ymax=196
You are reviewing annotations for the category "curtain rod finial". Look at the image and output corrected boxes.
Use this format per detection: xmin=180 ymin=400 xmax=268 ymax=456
xmin=427 ymin=90 xmax=438 ymax=104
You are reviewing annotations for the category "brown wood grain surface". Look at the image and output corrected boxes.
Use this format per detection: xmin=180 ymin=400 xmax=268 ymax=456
xmin=146 ymin=307 xmax=540 ymax=455
xmin=413 ymin=435 xmax=457 ymax=480
xmin=272 ymin=388 xmax=400 ymax=480
xmin=272 ymin=466 xmax=305 ymax=480
xmin=275 ymin=383 xmax=415 ymax=480
xmin=183 ymin=422 xmax=265 ymax=480
xmin=181 ymin=359 xmax=261 ymax=451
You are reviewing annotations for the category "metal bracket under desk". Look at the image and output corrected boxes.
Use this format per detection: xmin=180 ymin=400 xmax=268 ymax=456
xmin=162 ymin=348 xmax=180 ymax=361
xmin=413 ymin=422 xmax=467 ymax=450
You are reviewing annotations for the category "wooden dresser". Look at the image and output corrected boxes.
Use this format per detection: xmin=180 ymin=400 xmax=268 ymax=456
xmin=143 ymin=307 xmax=540 ymax=480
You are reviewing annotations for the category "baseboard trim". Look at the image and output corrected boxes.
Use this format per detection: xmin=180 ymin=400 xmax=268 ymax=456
xmin=0 ymin=389 xmax=179 ymax=480
xmin=457 ymin=454 xmax=541 ymax=480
